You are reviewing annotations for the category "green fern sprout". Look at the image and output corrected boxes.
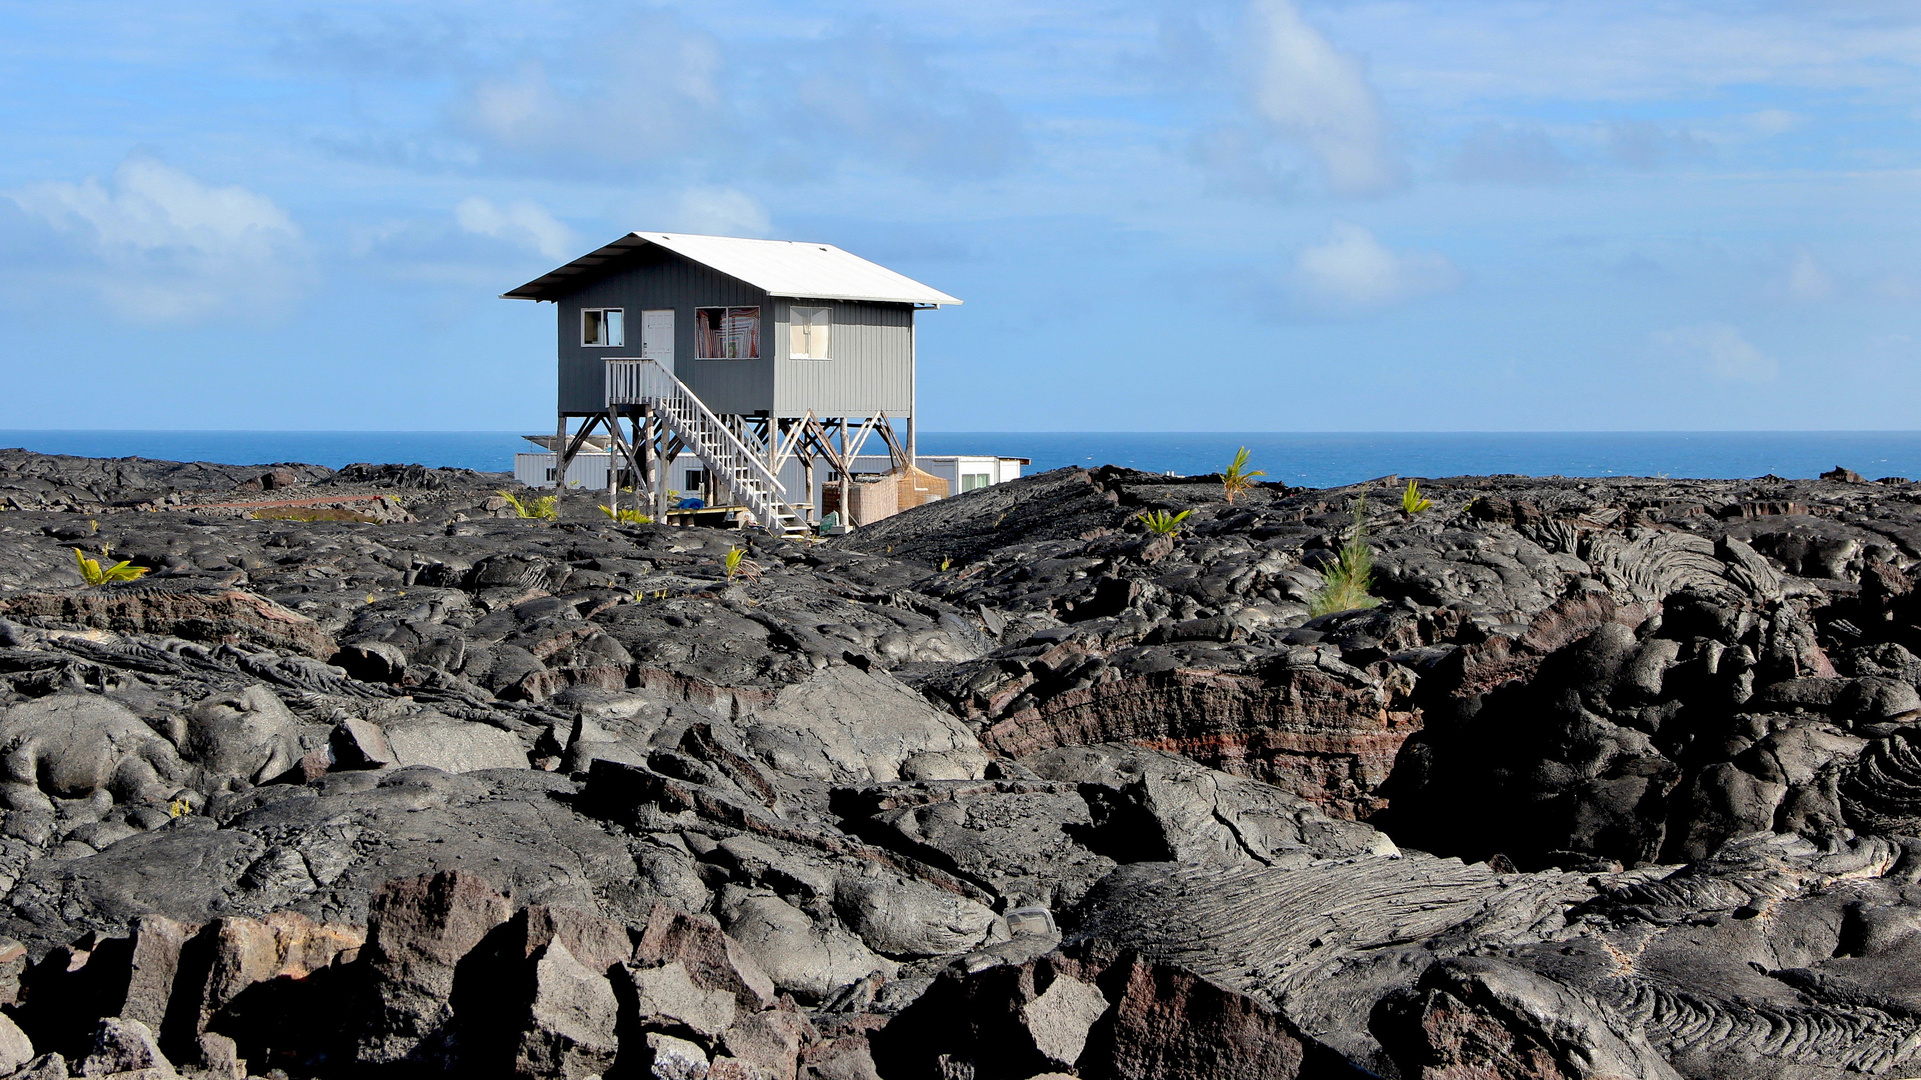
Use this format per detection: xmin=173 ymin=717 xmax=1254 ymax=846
xmin=1219 ymin=447 xmax=1266 ymax=504
xmin=939 ymin=556 xmax=951 ymax=571
xmin=498 ymin=490 xmax=558 ymax=520
xmin=1308 ymin=499 xmax=1381 ymax=617
xmin=168 ymin=796 xmax=192 ymax=818
xmin=723 ymin=546 xmax=764 ymax=583
xmin=598 ymin=505 xmax=653 ymax=525
xmin=1136 ymin=509 xmax=1192 ymax=536
xmin=1401 ymin=479 xmax=1432 ymax=515
xmin=73 ymin=546 xmax=148 ymax=587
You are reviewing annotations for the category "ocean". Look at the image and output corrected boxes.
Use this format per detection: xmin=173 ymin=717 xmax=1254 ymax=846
xmin=4 ymin=429 xmax=1920 ymax=490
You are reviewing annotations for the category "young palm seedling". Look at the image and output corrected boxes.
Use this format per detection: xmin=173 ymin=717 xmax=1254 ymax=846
xmin=498 ymin=490 xmax=558 ymax=520
xmin=598 ymin=505 xmax=653 ymax=524
xmin=73 ymin=546 xmax=148 ymax=586
xmin=1401 ymin=479 xmax=1432 ymax=515
xmin=1309 ymin=499 xmax=1381 ymax=617
xmin=722 ymin=546 xmax=762 ymax=583
xmin=1219 ymin=447 xmax=1266 ymax=504
xmin=1136 ymin=509 xmax=1192 ymax=536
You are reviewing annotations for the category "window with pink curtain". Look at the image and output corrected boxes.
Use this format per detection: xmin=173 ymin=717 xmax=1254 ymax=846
xmin=696 ymin=307 xmax=759 ymax=359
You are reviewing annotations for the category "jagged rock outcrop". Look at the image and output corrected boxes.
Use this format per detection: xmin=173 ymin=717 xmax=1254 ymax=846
xmin=1 ymin=451 xmax=1920 ymax=1077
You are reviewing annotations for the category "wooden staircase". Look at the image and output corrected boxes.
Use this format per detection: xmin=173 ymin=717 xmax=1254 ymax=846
xmin=605 ymin=359 xmax=812 ymax=538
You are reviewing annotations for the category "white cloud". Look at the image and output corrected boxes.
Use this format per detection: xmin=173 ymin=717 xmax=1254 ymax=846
xmin=1292 ymin=223 xmax=1460 ymax=310
xmin=454 ymin=196 xmax=575 ymax=260
xmin=1244 ymin=0 xmax=1402 ymax=197
xmin=1783 ymin=251 xmax=1835 ymax=302
xmin=669 ymin=188 xmax=771 ymax=238
xmin=1654 ymin=322 xmax=1778 ymax=383
xmin=7 ymin=156 xmax=308 ymax=322
xmin=454 ymin=19 xmax=727 ymax=174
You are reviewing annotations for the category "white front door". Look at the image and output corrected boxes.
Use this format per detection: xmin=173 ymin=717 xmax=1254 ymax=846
xmin=641 ymin=309 xmax=675 ymax=375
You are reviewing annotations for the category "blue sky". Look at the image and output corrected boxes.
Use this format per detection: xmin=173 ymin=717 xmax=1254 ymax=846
xmin=3 ymin=0 xmax=1920 ymax=432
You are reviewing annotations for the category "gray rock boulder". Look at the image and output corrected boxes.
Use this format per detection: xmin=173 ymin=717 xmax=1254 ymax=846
xmin=625 ymin=960 xmax=737 ymax=1042
xmin=180 ymin=685 xmax=303 ymax=786
xmin=515 ymin=940 xmax=620 ymax=1080
xmin=717 ymin=891 xmax=891 ymax=1004
xmin=0 ymin=695 xmax=184 ymax=804
xmin=77 ymin=1016 xmax=173 ymax=1077
xmin=830 ymin=874 xmax=996 ymax=959
xmin=1027 ymin=743 xmax=1396 ymax=865
xmin=1376 ymin=956 xmax=1683 ymax=1080
xmin=0 ymin=1012 xmax=33 ymax=1075
xmin=383 ymin=715 xmax=526 ymax=773
xmin=743 ymin=667 xmax=982 ymax=784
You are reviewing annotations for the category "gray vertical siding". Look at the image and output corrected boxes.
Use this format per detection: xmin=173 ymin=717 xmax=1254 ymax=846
xmin=554 ymin=247 xmax=775 ymax=415
xmin=550 ymin=246 xmax=916 ymax=421
xmin=772 ymin=301 xmax=914 ymax=417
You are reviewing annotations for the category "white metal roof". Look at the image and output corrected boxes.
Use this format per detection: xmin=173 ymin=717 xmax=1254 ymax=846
xmin=502 ymin=232 xmax=962 ymax=306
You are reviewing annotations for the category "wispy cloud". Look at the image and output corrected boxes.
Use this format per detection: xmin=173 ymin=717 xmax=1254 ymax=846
xmin=777 ymin=26 xmax=1025 ymax=179
xmin=1654 ymin=322 xmax=1778 ymax=383
xmin=8 ymin=155 xmax=308 ymax=322
xmin=454 ymin=197 xmax=574 ymax=260
xmin=1243 ymin=0 xmax=1402 ymax=197
xmin=1291 ymin=223 xmax=1460 ymax=311
xmin=1782 ymin=251 xmax=1835 ymax=302
xmin=668 ymin=189 xmax=771 ymax=238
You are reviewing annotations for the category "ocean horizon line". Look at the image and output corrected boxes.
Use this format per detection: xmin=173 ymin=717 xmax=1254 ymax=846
xmin=7 ymin=429 xmax=1921 ymax=489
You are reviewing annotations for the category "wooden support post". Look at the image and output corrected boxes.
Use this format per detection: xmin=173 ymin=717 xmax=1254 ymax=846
xmin=640 ymin=404 xmax=657 ymax=517
xmin=802 ymin=450 xmax=816 ymax=523
xmin=658 ymin=442 xmax=674 ymax=523
xmin=876 ymin=412 xmax=908 ymax=472
xmin=553 ymin=413 xmax=568 ymax=488
xmin=558 ymin=414 xmax=605 ymax=501
xmin=606 ymin=410 xmax=620 ymax=515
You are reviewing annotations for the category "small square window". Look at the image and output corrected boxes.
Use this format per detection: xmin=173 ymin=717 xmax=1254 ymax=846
xmin=789 ymin=306 xmax=831 ymax=359
xmin=686 ymin=469 xmax=706 ymax=490
xmin=582 ymin=308 xmax=625 ymax=347
xmin=961 ymin=473 xmax=992 ymax=492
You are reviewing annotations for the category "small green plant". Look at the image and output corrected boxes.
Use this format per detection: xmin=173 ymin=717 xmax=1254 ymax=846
xmin=1136 ymin=509 xmax=1192 ymax=536
xmin=498 ymin=490 xmax=558 ymax=520
xmin=939 ymin=556 xmax=951 ymax=571
xmin=720 ymin=548 xmax=762 ymax=583
xmin=73 ymin=546 xmax=148 ymax=586
xmin=598 ymin=505 xmax=653 ymax=525
xmin=1219 ymin=447 xmax=1266 ymax=504
xmin=168 ymin=796 xmax=192 ymax=818
xmin=1401 ymin=479 xmax=1432 ymax=515
xmin=1309 ymin=499 xmax=1381 ymax=617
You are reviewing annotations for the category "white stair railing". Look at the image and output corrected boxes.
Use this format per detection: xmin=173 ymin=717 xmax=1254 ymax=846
xmin=604 ymin=359 xmax=805 ymax=535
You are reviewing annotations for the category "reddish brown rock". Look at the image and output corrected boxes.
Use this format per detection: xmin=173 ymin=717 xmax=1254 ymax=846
xmin=874 ymin=949 xmax=1341 ymax=1080
xmin=353 ymin=869 xmax=514 ymax=1068
xmin=982 ymin=665 xmax=1420 ymax=818
xmin=634 ymin=903 xmax=778 ymax=1014
xmin=510 ymin=904 xmax=632 ymax=977
xmin=1083 ymin=952 xmax=1319 ymax=1080
xmin=0 ymin=581 xmax=336 ymax=659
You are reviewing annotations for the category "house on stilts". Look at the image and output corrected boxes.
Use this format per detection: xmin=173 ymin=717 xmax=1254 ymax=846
xmin=503 ymin=232 xmax=1017 ymax=535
